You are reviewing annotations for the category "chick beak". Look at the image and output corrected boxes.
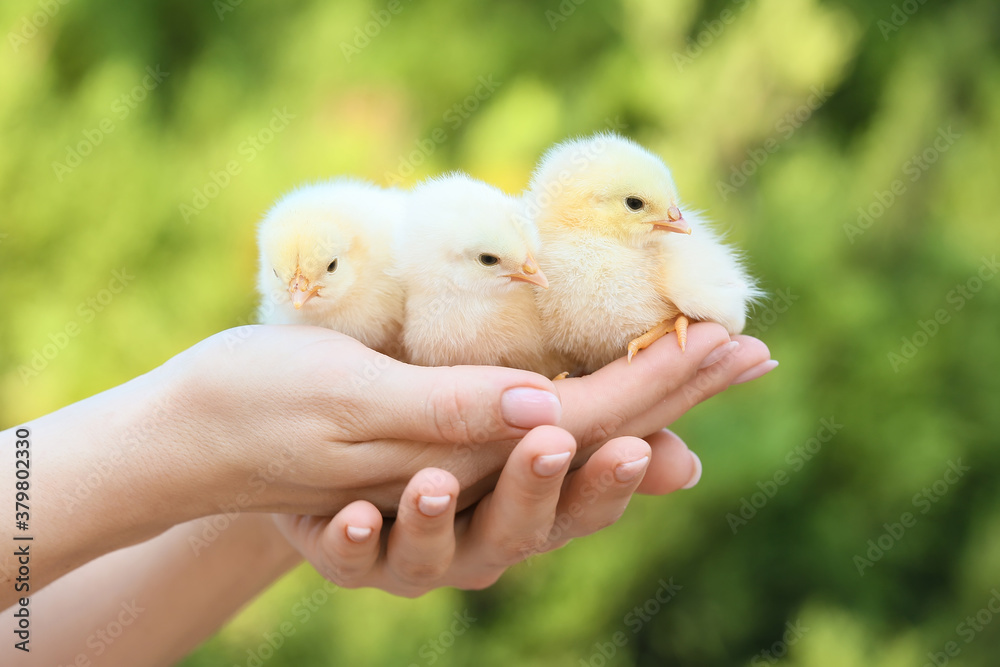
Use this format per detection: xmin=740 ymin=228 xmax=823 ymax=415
xmin=505 ymin=254 xmax=549 ymax=289
xmin=651 ymin=206 xmax=692 ymax=235
xmin=288 ymin=268 xmax=319 ymax=309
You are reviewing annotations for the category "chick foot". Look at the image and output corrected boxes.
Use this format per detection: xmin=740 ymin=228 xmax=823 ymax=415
xmin=627 ymin=315 xmax=690 ymax=362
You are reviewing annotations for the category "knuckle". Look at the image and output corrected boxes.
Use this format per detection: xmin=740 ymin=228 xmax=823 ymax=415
xmin=496 ymin=533 xmax=548 ymax=565
xmin=427 ymin=382 xmax=479 ymax=444
xmin=317 ymin=561 xmax=360 ymax=587
xmin=583 ymin=408 xmax=628 ymax=447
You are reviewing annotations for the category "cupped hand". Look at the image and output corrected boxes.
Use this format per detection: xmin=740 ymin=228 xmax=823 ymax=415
xmin=164 ymin=322 xmax=771 ymax=520
xmin=274 ymin=424 xmax=702 ymax=597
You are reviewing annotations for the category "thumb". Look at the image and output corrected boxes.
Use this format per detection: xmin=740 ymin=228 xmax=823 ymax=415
xmin=339 ymin=361 xmax=562 ymax=445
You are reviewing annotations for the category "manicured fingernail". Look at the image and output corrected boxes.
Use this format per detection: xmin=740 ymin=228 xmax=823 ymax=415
xmin=732 ymin=359 xmax=779 ymax=385
xmin=346 ymin=526 xmax=372 ymax=543
xmin=501 ymin=388 xmax=562 ymax=429
xmin=417 ymin=495 xmax=451 ymax=517
xmin=699 ymin=340 xmax=739 ymax=369
xmin=682 ymin=451 xmax=703 ymax=489
xmin=614 ymin=456 xmax=650 ymax=483
xmin=532 ymin=451 xmax=572 ymax=477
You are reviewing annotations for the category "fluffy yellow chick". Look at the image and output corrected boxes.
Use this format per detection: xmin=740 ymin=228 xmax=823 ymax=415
xmin=256 ymin=179 xmax=405 ymax=355
xmin=395 ymin=173 xmax=555 ymax=372
xmin=525 ymin=132 xmax=760 ymax=373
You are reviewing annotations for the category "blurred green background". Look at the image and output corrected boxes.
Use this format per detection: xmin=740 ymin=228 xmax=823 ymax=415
xmin=3 ymin=0 xmax=999 ymax=664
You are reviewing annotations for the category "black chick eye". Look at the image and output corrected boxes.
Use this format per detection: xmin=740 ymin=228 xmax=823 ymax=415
xmin=478 ymin=254 xmax=500 ymax=266
xmin=273 ymin=268 xmax=279 ymax=279
xmin=625 ymin=196 xmax=645 ymax=211
xmin=327 ymin=258 xmax=338 ymax=273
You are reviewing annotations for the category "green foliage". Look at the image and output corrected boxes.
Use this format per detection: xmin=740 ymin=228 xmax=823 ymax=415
xmin=2 ymin=0 xmax=998 ymax=664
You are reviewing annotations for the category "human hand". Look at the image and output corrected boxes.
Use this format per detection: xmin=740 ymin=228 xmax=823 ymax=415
xmin=6 ymin=322 xmax=770 ymax=602
xmin=274 ymin=424 xmax=701 ymax=597
xmin=159 ymin=322 xmax=771 ymax=520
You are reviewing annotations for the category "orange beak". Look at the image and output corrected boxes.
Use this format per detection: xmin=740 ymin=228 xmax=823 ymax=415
xmin=505 ymin=253 xmax=549 ymax=288
xmin=288 ymin=268 xmax=320 ymax=309
xmin=651 ymin=205 xmax=691 ymax=235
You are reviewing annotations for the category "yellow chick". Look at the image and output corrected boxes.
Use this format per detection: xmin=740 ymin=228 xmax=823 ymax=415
xmin=525 ymin=132 xmax=760 ymax=373
xmin=256 ymin=179 xmax=405 ymax=356
xmin=395 ymin=173 xmax=555 ymax=372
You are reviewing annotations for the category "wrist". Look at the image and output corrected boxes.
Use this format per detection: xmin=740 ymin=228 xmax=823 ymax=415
xmin=66 ymin=366 xmax=223 ymax=535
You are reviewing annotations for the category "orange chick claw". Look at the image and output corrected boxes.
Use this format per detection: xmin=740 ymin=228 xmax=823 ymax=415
xmin=675 ymin=315 xmax=689 ymax=352
xmin=552 ymin=371 xmax=570 ymax=381
xmin=627 ymin=319 xmax=675 ymax=363
xmin=627 ymin=315 xmax=692 ymax=362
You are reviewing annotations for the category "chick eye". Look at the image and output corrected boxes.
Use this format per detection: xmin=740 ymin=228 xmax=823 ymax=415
xmin=273 ymin=268 xmax=279 ymax=279
xmin=478 ymin=254 xmax=500 ymax=266
xmin=625 ymin=196 xmax=645 ymax=211
xmin=327 ymin=258 xmax=338 ymax=273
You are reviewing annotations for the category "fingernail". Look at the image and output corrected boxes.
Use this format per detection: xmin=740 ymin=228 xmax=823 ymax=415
xmin=732 ymin=359 xmax=779 ymax=385
xmin=682 ymin=451 xmax=702 ymax=489
xmin=532 ymin=451 xmax=572 ymax=477
xmin=698 ymin=340 xmax=739 ymax=370
xmin=346 ymin=526 xmax=372 ymax=543
xmin=501 ymin=388 xmax=562 ymax=429
xmin=614 ymin=456 xmax=650 ymax=483
xmin=417 ymin=494 xmax=451 ymax=517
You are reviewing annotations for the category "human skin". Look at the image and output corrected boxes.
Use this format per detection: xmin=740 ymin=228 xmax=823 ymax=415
xmin=0 ymin=322 xmax=773 ymax=665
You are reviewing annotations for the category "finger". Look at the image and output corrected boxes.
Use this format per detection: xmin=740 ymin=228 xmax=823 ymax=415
xmin=459 ymin=425 xmax=577 ymax=568
xmin=386 ymin=468 xmax=460 ymax=594
xmin=336 ymin=359 xmax=562 ymax=445
xmin=619 ymin=334 xmax=772 ymax=437
xmin=635 ymin=429 xmax=702 ymax=495
xmin=315 ymin=501 xmax=384 ymax=587
xmin=545 ymin=436 xmax=652 ymax=547
xmin=554 ymin=322 xmax=732 ymax=448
